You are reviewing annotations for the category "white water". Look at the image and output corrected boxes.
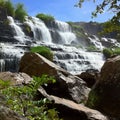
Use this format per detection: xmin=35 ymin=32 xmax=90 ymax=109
xmin=0 ymin=16 xmax=106 ymax=73
xmin=24 ymin=16 xmax=52 ymax=43
xmin=7 ymin=16 xmax=29 ymax=43
xmin=54 ymin=20 xmax=77 ymax=44
xmin=88 ymin=35 xmax=104 ymax=50
xmin=0 ymin=59 xmax=5 ymax=72
xmin=53 ymin=45 xmax=104 ymax=74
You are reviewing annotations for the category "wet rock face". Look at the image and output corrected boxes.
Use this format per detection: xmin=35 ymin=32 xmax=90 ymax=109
xmin=87 ymin=55 xmax=120 ymax=118
xmin=19 ymin=52 xmax=90 ymax=103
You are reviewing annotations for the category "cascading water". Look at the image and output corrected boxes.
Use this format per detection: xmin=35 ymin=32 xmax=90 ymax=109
xmin=24 ymin=17 xmax=52 ymax=43
xmin=7 ymin=16 xmax=29 ymax=43
xmin=0 ymin=16 xmax=106 ymax=73
xmin=52 ymin=45 xmax=104 ymax=74
xmin=53 ymin=20 xmax=77 ymax=44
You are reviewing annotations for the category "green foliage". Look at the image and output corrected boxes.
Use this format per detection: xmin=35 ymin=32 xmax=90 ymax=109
xmin=0 ymin=75 xmax=60 ymax=120
xmin=24 ymin=24 xmax=31 ymax=33
xmin=67 ymin=22 xmax=86 ymax=38
xmin=0 ymin=79 xmax=10 ymax=89
xmin=31 ymin=46 xmax=53 ymax=61
xmin=103 ymin=48 xmax=113 ymax=59
xmin=86 ymin=45 xmax=98 ymax=52
xmin=103 ymin=47 xmax=120 ymax=59
xmin=0 ymin=0 xmax=27 ymax=22
xmin=86 ymin=90 xmax=100 ymax=109
xmin=0 ymin=0 xmax=15 ymax=17
xmin=5 ymin=0 xmax=15 ymax=17
xmin=15 ymin=3 xmax=27 ymax=22
xmin=76 ymin=0 xmax=120 ymax=34
xmin=100 ymin=20 xmax=120 ymax=39
xmin=36 ymin=13 xmax=55 ymax=22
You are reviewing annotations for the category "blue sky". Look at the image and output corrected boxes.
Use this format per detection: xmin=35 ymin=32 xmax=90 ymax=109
xmin=11 ymin=0 xmax=114 ymax=22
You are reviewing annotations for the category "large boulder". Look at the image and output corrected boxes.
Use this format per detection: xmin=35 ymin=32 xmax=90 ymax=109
xmin=0 ymin=106 xmax=27 ymax=120
xmin=87 ymin=55 xmax=120 ymax=118
xmin=19 ymin=52 xmax=90 ymax=103
xmin=77 ymin=69 xmax=99 ymax=88
xmin=38 ymin=86 xmax=108 ymax=120
xmin=0 ymin=72 xmax=32 ymax=85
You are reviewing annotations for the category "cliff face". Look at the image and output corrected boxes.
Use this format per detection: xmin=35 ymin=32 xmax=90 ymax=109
xmin=70 ymin=21 xmax=116 ymax=39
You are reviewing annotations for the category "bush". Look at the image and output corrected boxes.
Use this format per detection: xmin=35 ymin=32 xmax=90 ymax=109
xmin=31 ymin=46 xmax=53 ymax=61
xmin=103 ymin=47 xmax=120 ymax=59
xmin=15 ymin=3 xmax=27 ymax=22
xmin=36 ymin=13 xmax=54 ymax=22
xmin=0 ymin=0 xmax=15 ymax=17
xmin=0 ymin=0 xmax=27 ymax=22
xmin=0 ymin=75 xmax=60 ymax=120
xmin=113 ymin=47 xmax=120 ymax=55
xmin=103 ymin=48 xmax=113 ymax=58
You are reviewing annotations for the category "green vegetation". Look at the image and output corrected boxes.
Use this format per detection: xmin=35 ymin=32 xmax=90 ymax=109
xmin=15 ymin=3 xmax=27 ymax=22
xmin=0 ymin=75 xmax=61 ymax=120
xmin=67 ymin=22 xmax=86 ymax=38
xmin=100 ymin=21 xmax=120 ymax=39
xmin=86 ymin=90 xmax=100 ymax=109
xmin=0 ymin=0 xmax=27 ymax=22
xmin=103 ymin=48 xmax=113 ymax=59
xmin=103 ymin=47 xmax=120 ymax=59
xmin=76 ymin=0 xmax=120 ymax=36
xmin=36 ymin=13 xmax=55 ymax=22
xmin=31 ymin=46 xmax=53 ymax=61
xmin=86 ymin=45 xmax=99 ymax=52
xmin=4 ymin=0 xmax=15 ymax=17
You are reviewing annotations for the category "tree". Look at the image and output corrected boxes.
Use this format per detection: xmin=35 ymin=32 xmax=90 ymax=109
xmin=76 ymin=0 xmax=120 ymax=36
xmin=76 ymin=0 xmax=120 ymax=22
xmin=0 ymin=0 xmax=15 ymax=17
xmin=15 ymin=3 xmax=27 ymax=22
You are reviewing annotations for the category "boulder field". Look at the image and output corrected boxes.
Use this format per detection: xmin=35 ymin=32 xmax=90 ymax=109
xmin=3 ymin=52 xmax=120 ymax=119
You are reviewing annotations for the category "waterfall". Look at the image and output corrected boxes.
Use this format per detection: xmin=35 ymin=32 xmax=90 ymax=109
xmin=24 ymin=17 xmax=52 ymax=43
xmin=0 ymin=16 xmax=106 ymax=73
xmin=53 ymin=45 xmax=105 ymax=74
xmin=0 ymin=59 xmax=5 ymax=72
xmin=54 ymin=20 xmax=77 ymax=44
xmin=7 ymin=16 xmax=29 ymax=43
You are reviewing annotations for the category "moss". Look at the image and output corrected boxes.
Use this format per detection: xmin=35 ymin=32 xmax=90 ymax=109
xmin=86 ymin=45 xmax=99 ymax=52
xmin=30 ymin=46 xmax=53 ymax=61
xmin=24 ymin=24 xmax=31 ymax=33
xmin=36 ymin=13 xmax=54 ymax=22
xmin=86 ymin=90 xmax=100 ymax=109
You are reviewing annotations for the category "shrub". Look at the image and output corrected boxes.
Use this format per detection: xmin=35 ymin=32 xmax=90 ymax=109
xmin=103 ymin=47 xmax=120 ymax=59
xmin=0 ymin=75 xmax=60 ymax=120
xmin=31 ymin=46 xmax=53 ymax=61
xmin=15 ymin=3 xmax=27 ymax=22
xmin=113 ymin=47 xmax=120 ymax=55
xmin=0 ymin=0 xmax=15 ymax=17
xmin=103 ymin=48 xmax=113 ymax=58
xmin=36 ymin=13 xmax=54 ymax=22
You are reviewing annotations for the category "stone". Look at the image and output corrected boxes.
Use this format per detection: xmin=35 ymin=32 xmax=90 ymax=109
xmin=0 ymin=72 xmax=32 ymax=85
xmin=38 ymin=86 xmax=108 ymax=120
xmin=87 ymin=55 xmax=120 ymax=118
xmin=0 ymin=7 xmax=7 ymax=22
xmin=19 ymin=52 xmax=90 ymax=103
xmin=0 ymin=106 xmax=27 ymax=120
xmin=77 ymin=69 xmax=99 ymax=88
